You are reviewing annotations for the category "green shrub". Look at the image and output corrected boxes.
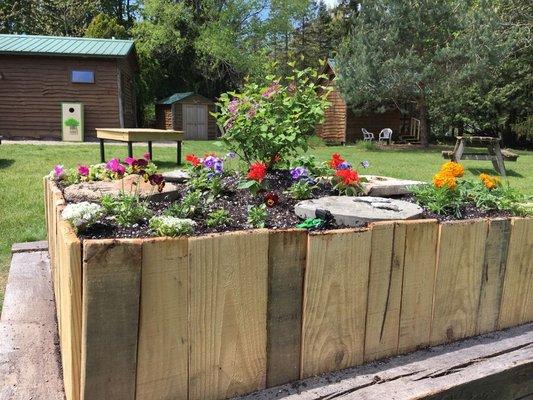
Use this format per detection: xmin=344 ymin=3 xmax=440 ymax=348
xmin=149 ymin=216 xmax=196 ymax=236
xmin=287 ymin=181 xmax=313 ymax=200
xmin=206 ymin=209 xmax=232 ymax=228
xmin=247 ymin=204 xmax=267 ymax=228
xmin=100 ymin=193 xmax=152 ymax=226
xmin=166 ymin=191 xmax=202 ymax=218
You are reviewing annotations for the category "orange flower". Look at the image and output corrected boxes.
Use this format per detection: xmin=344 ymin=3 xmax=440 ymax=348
xmin=433 ymin=171 xmax=457 ymax=189
xmin=479 ymin=173 xmax=500 ymax=190
xmin=440 ymin=161 xmax=464 ymax=178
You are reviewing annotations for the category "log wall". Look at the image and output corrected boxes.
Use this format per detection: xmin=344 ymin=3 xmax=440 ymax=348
xmin=44 ymin=179 xmax=533 ymax=400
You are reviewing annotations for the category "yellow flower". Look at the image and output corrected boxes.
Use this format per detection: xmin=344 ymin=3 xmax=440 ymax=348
xmin=440 ymin=161 xmax=464 ymax=178
xmin=479 ymin=173 xmax=500 ymax=190
xmin=433 ymin=171 xmax=457 ymax=189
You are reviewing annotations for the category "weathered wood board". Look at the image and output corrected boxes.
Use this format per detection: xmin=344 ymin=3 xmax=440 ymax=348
xmin=188 ymin=231 xmax=269 ymax=400
xmin=301 ymin=229 xmax=371 ymax=378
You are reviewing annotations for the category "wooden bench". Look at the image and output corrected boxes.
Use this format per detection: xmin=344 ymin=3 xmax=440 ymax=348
xmin=442 ymin=149 xmax=519 ymax=162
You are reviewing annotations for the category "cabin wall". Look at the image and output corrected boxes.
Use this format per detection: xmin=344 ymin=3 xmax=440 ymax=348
xmin=155 ymin=105 xmax=173 ymax=130
xmin=0 ymin=55 xmax=128 ymax=139
xmin=117 ymin=55 xmax=138 ymax=128
xmin=173 ymin=94 xmax=218 ymax=140
xmin=346 ymin=109 xmax=403 ymax=142
xmin=316 ymin=87 xmax=347 ymax=144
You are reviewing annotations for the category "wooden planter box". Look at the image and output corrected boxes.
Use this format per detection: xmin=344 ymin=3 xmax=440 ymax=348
xmin=44 ymin=178 xmax=533 ymax=400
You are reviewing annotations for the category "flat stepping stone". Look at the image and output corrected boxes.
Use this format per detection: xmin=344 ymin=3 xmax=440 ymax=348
xmin=63 ymin=175 xmax=180 ymax=203
xmin=360 ymin=175 xmax=425 ymax=196
xmin=162 ymin=169 xmax=190 ymax=183
xmin=295 ymin=196 xmax=424 ymax=226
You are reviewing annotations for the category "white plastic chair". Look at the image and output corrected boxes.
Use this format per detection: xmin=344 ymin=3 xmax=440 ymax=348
xmin=362 ymin=128 xmax=374 ymax=141
xmin=379 ymin=128 xmax=393 ymax=144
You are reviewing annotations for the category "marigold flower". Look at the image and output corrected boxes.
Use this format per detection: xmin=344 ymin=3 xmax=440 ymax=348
xmin=264 ymin=192 xmax=279 ymax=207
xmin=247 ymin=162 xmax=267 ymax=182
xmin=479 ymin=173 xmax=500 ymax=190
xmin=329 ymin=153 xmax=345 ymax=169
xmin=185 ymin=154 xmax=200 ymax=167
xmin=440 ymin=161 xmax=464 ymax=178
xmin=433 ymin=171 xmax=457 ymax=189
xmin=335 ymin=168 xmax=359 ymax=185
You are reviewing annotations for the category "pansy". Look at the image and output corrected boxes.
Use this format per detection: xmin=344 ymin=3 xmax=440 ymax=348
xmin=290 ymin=166 xmax=308 ymax=180
xmin=124 ymin=156 xmax=135 ymax=166
xmin=106 ymin=158 xmax=125 ymax=176
xmin=226 ymin=152 xmax=237 ymax=159
xmin=360 ymin=160 xmax=370 ymax=169
xmin=264 ymin=192 xmax=279 ymax=207
xmin=148 ymin=173 xmax=165 ymax=192
xmin=213 ymin=160 xmax=224 ymax=174
xmin=77 ymin=164 xmax=89 ymax=176
xmin=337 ymin=161 xmax=352 ymax=170
xmin=53 ymin=164 xmax=64 ymax=178
xmin=203 ymin=155 xmax=217 ymax=169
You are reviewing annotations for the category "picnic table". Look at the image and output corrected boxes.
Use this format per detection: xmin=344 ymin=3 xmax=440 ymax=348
xmin=442 ymin=135 xmax=517 ymax=177
xmin=96 ymin=128 xmax=184 ymax=165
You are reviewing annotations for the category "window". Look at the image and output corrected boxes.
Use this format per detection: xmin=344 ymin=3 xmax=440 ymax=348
xmin=71 ymin=70 xmax=94 ymax=84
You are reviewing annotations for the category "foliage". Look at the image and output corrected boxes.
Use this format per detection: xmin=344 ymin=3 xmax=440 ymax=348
xmin=247 ymin=204 xmax=267 ymax=228
xmin=214 ymin=63 xmax=331 ymax=166
xmin=85 ymin=13 xmax=128 ymax=39
xmin=149 ymin=215 xmax=195 ymax=236
xmin=61 ymin=201 xmax=102 ymax=231
xmin=166 ymin=191 xmax=202 ymax=218
xmin=206 ymin=209 xmax=232 ymax=228
xmin=100 ymin=192 xmax=152 ymax=226
xmin=287 ymin=180 xmax=313 ymax=200
xmin=412 ymin=184 xmax=464 ymax=217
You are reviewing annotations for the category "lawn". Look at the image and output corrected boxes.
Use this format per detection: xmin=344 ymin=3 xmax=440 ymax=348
xmin=0 ymin=141 xmax=531 ymax=307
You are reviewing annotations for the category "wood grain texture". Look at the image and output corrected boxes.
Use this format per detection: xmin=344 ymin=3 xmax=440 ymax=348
xmin=431 ymin=220 xmax=488 ymax=346
xmin=57 ymin=220 xmax=82 ymax=400
xmin=136 ymin=238 xmax=189 ymax=400
xmin=81 ymin=239 xmax=142 ymax=400
xmin=188 ymin=231 xmax=269 ymax=400
xmin=301 ymin=229 xmax=371 ymax=378
xmin=266 ymin=230 xmax=307 ymax=387
xmin=398 ymin=220 xmax=438 ymax=354
xmin=499 ymin=218 xmax=533 ymax=329
xmin=476 ymin=218 xmax=511 ymax=334
xmin=364 ymin=222 xmax=404 ymax=362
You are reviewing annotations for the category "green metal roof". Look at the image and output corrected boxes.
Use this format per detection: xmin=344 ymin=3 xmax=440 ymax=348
xmin=157 ymin=92 xmax=195 ymax=105
xmin=0 ymin=34 xmax=134 ymax=58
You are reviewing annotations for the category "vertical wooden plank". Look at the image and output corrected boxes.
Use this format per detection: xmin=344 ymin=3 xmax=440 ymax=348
xmin=57 ymin=220 xmax=82 ymax=400
xmin=364 ymin=222 xmax=404 ymax=362
xmin=81 ymin=239 xmax=142 ymax=400
xmin=430 ymin=220 xmax=488 ymax=346
xmin=476 ymin=218 xmax=511 ymax=334
xmin=398 ymin=220 xmax=438 ymax=354
xmin=136 ymin=237 xmax=189 ymax=400
xmin=499 ymin=218 xmax=533 ymax=329
xmin=266 ymin=230 xmax=306 ymax=387
xmin=301 ymin=229 xmax=371 ymax=378
xmin=189 ymin=231 xmax=269 ymax=400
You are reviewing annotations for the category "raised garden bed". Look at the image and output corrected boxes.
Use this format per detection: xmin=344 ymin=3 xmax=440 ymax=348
xmin=44 ymin=177 xmax=533 ymax=400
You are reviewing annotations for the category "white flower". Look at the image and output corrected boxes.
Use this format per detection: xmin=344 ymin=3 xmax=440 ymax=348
xmin=149 ymin=215 xmax=196 ymax=236
xmin=62 ymin=202 xmax=102 ymax=230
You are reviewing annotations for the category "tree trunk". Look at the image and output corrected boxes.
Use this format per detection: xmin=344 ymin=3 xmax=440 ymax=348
xmin=419 ymin=101 xmax=429 ymax=148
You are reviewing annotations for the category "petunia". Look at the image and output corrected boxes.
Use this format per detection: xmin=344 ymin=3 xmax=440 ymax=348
xmin=53 ymin=165 xmax=64 ymax=178
xmin=124 ymin=156 xmax=135 ymax=166
xmin=360 ymin=160 xmax=370 ymax=169
xmin=77 ymin=164 xmax=89 ymax=176
xmin=337 ymin=161 xmax=352 ymax=170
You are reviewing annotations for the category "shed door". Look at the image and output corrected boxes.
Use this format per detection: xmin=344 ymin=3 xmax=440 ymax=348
xmin=183 ymin=104 xmax=208 ymax=140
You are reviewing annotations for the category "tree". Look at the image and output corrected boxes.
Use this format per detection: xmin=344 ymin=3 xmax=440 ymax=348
xmin=85 ymin=13 xmax=128 ymax=39
xmin=337 ymin=0 xmax=467 ymax=147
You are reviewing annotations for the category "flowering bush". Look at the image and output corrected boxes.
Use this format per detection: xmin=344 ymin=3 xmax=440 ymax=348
xmin=149 ymin=216 xmax=196 ymax=236
xmin=61 ymin=202 xmax=102 ymax=231
xmin=213 ymin=63 xmax=331 ymax=166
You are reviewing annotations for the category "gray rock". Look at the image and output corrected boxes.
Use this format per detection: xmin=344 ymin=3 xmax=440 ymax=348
xmin=162 ymin=169 xmax=190 ymax=183
xmin=360 ymin=175 xmax=425 ymax=196
xmin=295 ymin=196 xmax=424 ymax=226
xmin=63 ymin=175 xmax=180 ymax=203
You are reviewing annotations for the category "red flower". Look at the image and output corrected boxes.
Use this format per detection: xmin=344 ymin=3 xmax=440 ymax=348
xmin=329 ymin=153 xmax=345 ymax=169
xmin=336 ymin=168 xmax=359 ymax=185
xmin=264 ymin=192 xmax=279 ymax=207
xmin=247 ymin=162 xmax=267 ymax=182
xmin=186 ymin=154 xmax=200 ymax=167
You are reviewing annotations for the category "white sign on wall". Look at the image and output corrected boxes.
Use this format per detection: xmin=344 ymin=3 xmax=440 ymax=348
xmin=61 ymin=103 xmax=84 ymax=142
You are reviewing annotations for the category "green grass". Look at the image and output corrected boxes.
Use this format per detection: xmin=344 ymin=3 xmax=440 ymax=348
xmin=0 ymin=141 xmax=531 ymax=307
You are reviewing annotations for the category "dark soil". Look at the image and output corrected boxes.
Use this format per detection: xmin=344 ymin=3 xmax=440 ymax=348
xmin=76 ymin=171 xmax=514 ymax=240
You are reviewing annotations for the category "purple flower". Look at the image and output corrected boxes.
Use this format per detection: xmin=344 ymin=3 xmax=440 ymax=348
xmin=213 ymin=160 xmax=224 ymax=174
xmin=290 ymin=166 xmax=308 ymax=180
xmin=202 ymin=155 xmax=217 ymax=169
xmin=124 ymin=156 xmax=135 ymax=166
xmin=228 ymin=99 xmax=239 ymax=115
xmin=226 ymin=152 xmax=237 ymax=159
xmin=143 ymin=152 xmax=151 ymax=161
xmin=337 ymin=161 xmax=352 ymax=170
xmin=360 ymin=160 xmax=370 ymax=169
xmin=106 ymin=158 xmax=125 ymax=176
xmin=262 ymin=83 xmax=280 ymax=98
xmin=246 ymin=107 xmax=257 ymax=119
xmin=77 ymin=165 xmax=89 ymax=176
xmin=53 ymin=165 xmax=64 ymax=178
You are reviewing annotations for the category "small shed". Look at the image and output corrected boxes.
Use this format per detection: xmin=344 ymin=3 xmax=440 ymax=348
xmin=316 ymin=59 xmax=413 ymax=144
xmin=155 ymin=92 xmax=218 ymax=140
xmin=0 ymin=34 xmax=138 ymax=139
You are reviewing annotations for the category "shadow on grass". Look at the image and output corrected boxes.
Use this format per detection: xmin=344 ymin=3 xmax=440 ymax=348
xmin=0 ymin=159 xmax=14 ymax=169
xmin=467 ymin=166 xmax=524 ymax=178
xmin=153 ymin=160 xmax=183 ymax=170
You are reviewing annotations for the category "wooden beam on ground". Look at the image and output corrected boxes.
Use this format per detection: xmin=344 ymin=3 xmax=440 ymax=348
xmin=235 ymin=323 xmax=533 ymax=400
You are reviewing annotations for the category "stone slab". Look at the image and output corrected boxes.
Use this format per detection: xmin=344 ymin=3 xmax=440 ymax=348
xmin=0 ymin=251 xmax=64 ymax=400
xmin=63 ymin=174 xmax=180 ymax=203
xmin=11 ymin=240 xmax=49 ymax=254
xmin=295 ymin=196 xmax=424 ymax=226
xmin=162 ymin=169 xmax=190 ymax=183
xmin=360 ymin=175 xmax=425 ymax=196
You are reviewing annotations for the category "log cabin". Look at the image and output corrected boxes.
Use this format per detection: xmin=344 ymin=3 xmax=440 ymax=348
xmin=0 ymin=34 xmax=138 ymax=140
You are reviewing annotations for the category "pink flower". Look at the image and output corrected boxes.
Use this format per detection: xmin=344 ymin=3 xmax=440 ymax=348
xmin=262 ymin=83 xmax=280 ymax=98
xmin=106 ymin=158 xmax=125 ymax=176
xmin=228 ymin=99 xmax=239 ymax=115
xmin=143 ymin=152 xmax=151 ymax=161
xmin=124 ymin=156 xmax=135 ymax=165
xmin=77 ymin=165 xmax=89 ymax=176
xmin=53 ymin=165 xmax=64 ymax=178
